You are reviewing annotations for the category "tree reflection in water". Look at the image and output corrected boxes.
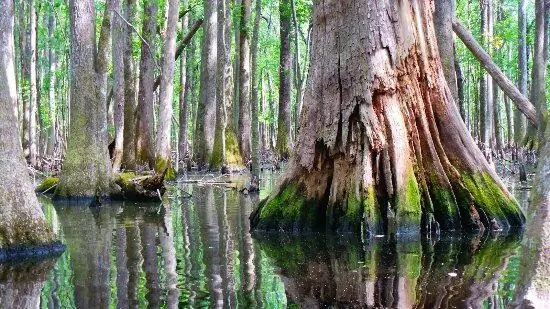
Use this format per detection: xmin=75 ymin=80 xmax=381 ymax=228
xmin=14 ymin=184 xmax=530 ymax=308
xmin=258 ymin=232 xmax=522 ymax=308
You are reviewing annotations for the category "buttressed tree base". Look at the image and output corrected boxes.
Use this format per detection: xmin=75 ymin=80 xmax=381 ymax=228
xmin=251 ymin=0 xmax=525 ymax=236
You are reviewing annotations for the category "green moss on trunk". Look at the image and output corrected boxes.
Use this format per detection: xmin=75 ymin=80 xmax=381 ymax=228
xmin=394 ymin=170 xmax=422 ymax=235
xmin=460 ymin=172 xmax=524 ymax=229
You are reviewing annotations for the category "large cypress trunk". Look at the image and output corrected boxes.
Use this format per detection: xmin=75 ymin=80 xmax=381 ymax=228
xmin=0 ymin=0 xmax=56 ymax=248
xmin=55 ymin=0 xmax=116 ymax=200
xmin=135 ymin=0 xmax=157 ymax=168
xmin=251 ymin=0 xmax=525 ymax=236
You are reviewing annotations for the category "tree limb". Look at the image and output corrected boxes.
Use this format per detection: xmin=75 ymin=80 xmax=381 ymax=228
xmin=452 ymin=17 xmax=538 ymax=127
xmin=154 ymin=19 xmax=203 ymax=91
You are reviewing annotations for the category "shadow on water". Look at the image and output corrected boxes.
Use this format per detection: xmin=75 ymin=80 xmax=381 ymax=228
xmin=0 ymin=172 xmax=540 ymax=308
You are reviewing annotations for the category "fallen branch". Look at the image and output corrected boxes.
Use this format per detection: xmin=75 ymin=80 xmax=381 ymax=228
xmin=452 ymin=17 xmax=538 ymax=127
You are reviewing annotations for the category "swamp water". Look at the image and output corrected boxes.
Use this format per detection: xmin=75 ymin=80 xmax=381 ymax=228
xmin=0 ymin=172 xmax=537 ymax=308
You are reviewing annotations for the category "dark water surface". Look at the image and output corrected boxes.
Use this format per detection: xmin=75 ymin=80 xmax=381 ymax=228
xmin=0 ymin=173 xmax=535 ymax=308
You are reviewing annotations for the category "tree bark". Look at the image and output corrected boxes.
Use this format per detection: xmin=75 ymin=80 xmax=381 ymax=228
xmin=515 ymin=0 xmax=528 ymax=147
xmin=434 ymin=0 xmax=458 ymax=104
xmin=251 ymin=0 xmax=525 ymax=236
xmin=524 ymin=0 xmax=547 ymax=146
xmin=211 ymin=0 xmax=230 ymax=170
xmin=136 ymin=0 xmax=157 ymax=168
xmin=276 ymin=0 xmax=293 ymax=159
xmin=178 ymin=0 xmax=189 ymax=174
xmin=154 ymin=0 xmax=180 ymax=175
xmin=195 ymin=0 xmax=218 ymax=168
xmin=452 ymin=18 xmax=538 ymax=126
xmin=28 ymin=0 xmax=37 ymax=167
xmin=55 ymin=0 xmax=116 ymax=200
xmin=238 ymin=0 xmax=252 ymax=162
xmin=122 ymin=0 xmax=137 ymax=170
xmin=0 ymin=0 xmax=56 ymax=248
xmin=250 ymin=0 xmax=261 ymax=180
xmin=112 ymin=0 xmax=125 ymax=172
xmin=46 ymin=9 xmax=57 ymax=158
xmin=179 ymin=36 xmax=195 ymax=174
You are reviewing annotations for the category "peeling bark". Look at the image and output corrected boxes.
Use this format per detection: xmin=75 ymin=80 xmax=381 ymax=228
xmin=251 ymin=0 xmax=524 ymax=236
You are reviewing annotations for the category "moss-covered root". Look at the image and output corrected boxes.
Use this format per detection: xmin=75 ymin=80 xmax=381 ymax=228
xmin=250 ymin=181 xmax=385 ymax=235
xmin=35 ymin=177 xmax=60 ymax=193
xmin=460 ymin=172 xmax=525 ymax=230
xmin=250 ymin=181 xmax=323 ymax=233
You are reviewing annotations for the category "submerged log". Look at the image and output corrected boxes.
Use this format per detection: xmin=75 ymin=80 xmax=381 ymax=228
xmin=37 ymin=171 xmax=166 ymax=202
xmin=115 ymin=172 xmax=166 ymax=201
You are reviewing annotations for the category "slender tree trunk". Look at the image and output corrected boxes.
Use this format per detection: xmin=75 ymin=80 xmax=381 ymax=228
xmin=135 ymin=1 xmax=157 ymax=169
xmin=290 ymin=0 xmax=305 ymax=129
xmin=250 ymin=0 xmax=261 ymax=181
xmin=233 ymin=0 xmax=241 ymax=133
xmin=251 ymin=0 xmax=525 ymax=235
xmin=19 ymin=1 xmax=29 ymax=159
xmin=525 ymin=0 xmax=547 ymax=146
xmin=493 ymin=85 xmax=503 ymax=155
xmin=178 ymin=1 xmax=189 ymax=174
xmin=515 ymin=0 xmax=528 ymax=147
xmin=46 ymin=10 xmax=57 ymax=158
xmin=154 ymin=0 xmax=180 ymax=175
xmin=28 ymin=0 xmax=37 ymax=167
xmin=238 ymin=0 xmax=252 ymax=162
xmin=179 ymin=37 xmax=195 ymax=173
xmin=0 ymin=0 xmax=56 ymax=248
xmin=434 ymin=0 xmax=458 ymax=104
xmin=55 ymin=0 xmax=116 ymax=200
xmin=195 ymin=0 xmax=218 ymax=168
xmin=122 ymin=0 xmax=137 ymax=170
xmin=112 ymin=0 xmax=125 ymax=172
xmin=276 ymin=0 xmax=293 ymax=159
xmin=454 ymin=46 xmax=466 ymax=120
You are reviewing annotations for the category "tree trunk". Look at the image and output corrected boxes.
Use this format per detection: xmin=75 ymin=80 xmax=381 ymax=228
xmin=524 ymin=0 xmax=547 ymax=146
xmin=211 ymin=0 xmax=229 ymax=170
xmin=515 ymin=0 xmax=528 ymax=147
xmin=46 ymin=9 xmax=57 ymax=158
xmin=434 ymin=0 xmax=458 ymax=104
xmin=454 ymin=46 xmax=466 ymax=120
xmin=136 ymin=0 xmax=157 ymax=169
xmin=276 ymin=0 xmax=293 ymax=159
xmin=512 ymin=110 xmax=550 ymax=307
xmin=28 ymin=0 xmax=37 ymax=167
xmin=154 ymin=0 xmax=180 ymax=175
xmin=0 ymin=0 xmax=57 ymax=248
xmin=251 ymin=0 xmax=525 ymax=236
xmin=238 ymin=0 xmax=252 ymax=162
xmin=122 ymin=0 xmax=137 ymax=170
xmin=179 ymin=36 xmax=195 ymax=174
xmin=19 ymin=1 xmax=29 ymax=160
xmin=233 ymin=0 xmax=241 ymax=135
xmin=178 ymin=1 xmax=189 ymax=174
xmin=195 ymin=0 xmax=218 ymax=169
xmin=250 ymin=0 xmax=261 ymax=180
xmin=112 ymin=0 xmax=125 ymax=172
xmin=481 ymin=0 xmax=494 ymax=160
xmin=55 ymin=0 xmax=116 ymax=200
